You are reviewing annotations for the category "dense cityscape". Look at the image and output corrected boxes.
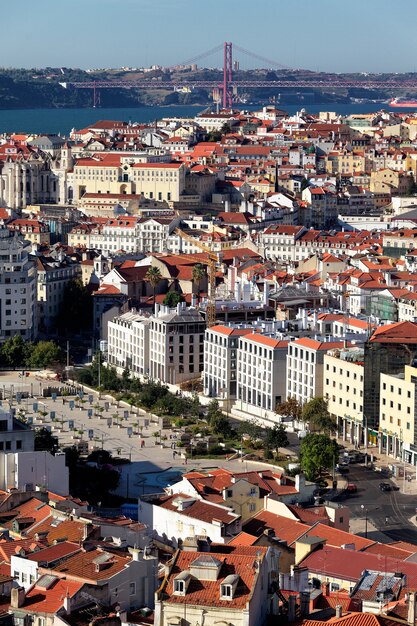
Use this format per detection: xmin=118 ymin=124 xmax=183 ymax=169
xmin=4 ymin=81 xmax=417 ymax=626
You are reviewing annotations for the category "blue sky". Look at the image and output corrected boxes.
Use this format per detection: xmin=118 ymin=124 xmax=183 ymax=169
xmin=1 ymin=0 xmax=417 ymax=73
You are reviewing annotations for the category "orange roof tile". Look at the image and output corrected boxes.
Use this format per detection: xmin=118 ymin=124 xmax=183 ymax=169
xmin=160 ymin=549 xmax=265 ymax=609
xmin=23 ymin=577 xmax=83 ymax=614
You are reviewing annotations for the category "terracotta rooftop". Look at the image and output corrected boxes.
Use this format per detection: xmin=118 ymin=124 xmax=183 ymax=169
xmin=370 ymin=321 xmax=417 ymax=344
xmin=160 ymin=548 xmax=266 ymax=609
xmin=51 ymin=548 xmax=131 ymax=583
xmin=22 ymin=576 xmax=83 ymax=614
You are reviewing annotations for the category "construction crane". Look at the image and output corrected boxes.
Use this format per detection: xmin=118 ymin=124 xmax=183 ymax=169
xmin=174 ymin=227 xmax=219 ymax=327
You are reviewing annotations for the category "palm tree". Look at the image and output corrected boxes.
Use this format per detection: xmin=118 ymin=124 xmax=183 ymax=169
xmin=192 ymin=264 xmax=205 ymax=304
xmin=145 ymin=266 xmax=162 ymax=309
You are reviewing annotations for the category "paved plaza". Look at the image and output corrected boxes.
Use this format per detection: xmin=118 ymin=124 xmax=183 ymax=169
xmin=0 ymin=369 xmax=278 ymax=497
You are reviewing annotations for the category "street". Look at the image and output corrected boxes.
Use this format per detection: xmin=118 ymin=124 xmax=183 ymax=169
xmin=333 ymin=463 xmax=417 ymax=543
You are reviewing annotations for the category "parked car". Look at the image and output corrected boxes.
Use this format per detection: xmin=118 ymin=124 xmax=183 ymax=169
xmin=336 ymin=464 xmax=349 ymax=474
xmin=345 ymin=483 xmax=357 ymax=493
xmin=379 ymin=482 xmax=392 ymax=492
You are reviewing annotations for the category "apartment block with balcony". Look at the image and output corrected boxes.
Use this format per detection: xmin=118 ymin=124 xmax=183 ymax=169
xmin=236 ymin=334 xmax=288 ymax=422
xmin=286 ymin=338 xmax=358 ymax=406
xmin=0 ymin=227 xmax=37 ymax=343
xmin=107 ymin=311 xmax=151 ymax=377
xmin=204 ymin=325 xmax=253 ymax=400
xmin=149 ymin=302 xmax=206 ymax=386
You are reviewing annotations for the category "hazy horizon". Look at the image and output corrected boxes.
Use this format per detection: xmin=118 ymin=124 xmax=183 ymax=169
xmin=2 ymin=0 xmax=417 ymax=74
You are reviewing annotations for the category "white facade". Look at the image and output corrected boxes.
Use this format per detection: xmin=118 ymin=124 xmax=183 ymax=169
xmin=236 ymin=334 xmax=288 ymax=420
xmin=107 ymin=303 xmax=206 ymax=386
xmin=204 ymin=326 xmax=252 ymax=399
xmin=0 ymin=450 xmax=69 ymax=495
xmin=0 ymin=228 xmax=37 ymax=343
xmin=138 ymin=495 xmax=241 ymax=548
xmin=0 ymin=406 xmax=35 ymax=453
xmin=287 ymin=338 xmax=353 ymax=405
xmin=107 ymin=311 xmax=151 ymax=376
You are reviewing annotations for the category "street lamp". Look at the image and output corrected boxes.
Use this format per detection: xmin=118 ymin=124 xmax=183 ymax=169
xmin=361 ymin=504 xmax=368 ymax=538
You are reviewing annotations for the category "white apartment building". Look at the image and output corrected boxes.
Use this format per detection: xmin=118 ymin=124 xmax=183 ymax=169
xmin=261 ymin=225 xmax=307 ymax=261
xmin=90 ymin=217 xmax=139 ymax=255
xmin=0 ymin=228 xmax=37 ymax=343
xmin=107 ymin=311 xmax=151 ymax=377
xmin=149 ymin=302 xmax=206 ymax=385
xmin=236 ymin=333 xmax=288 ymax=421
xmin=108 ymin=304 xmax=206 ymax=386
xmin=323 ymin=347 xmax=365 ymax=446
xmin=204 ymin=325 xmax=253 ymax=399
xmin=194 ymin=112 xmax=238 ymax=132
xmin=0 ymin=406 xmax=35 ymax=453
xmin=286 ymin=337 xmax=354 ymax=405
xmin=138 ymin=493 xmax=241 ymax=548
xmin=137 ymin=216 xmax=178 ymax=253
xmin=380 ymin=366 xmax=417 ymax=465
xmin=0 ymin=450 xmax=69 ymax=495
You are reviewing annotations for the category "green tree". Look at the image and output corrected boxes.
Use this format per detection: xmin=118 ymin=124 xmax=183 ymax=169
xmin=192 ymin=264 xmax=205 ymax=304
xmin=163 ymin=291 xmax=183 ymax=307
xmin=207 ymin=399 xmax=220 ymax=421
xmin=276 ymin=397 xmax=302 ymax=421
xmin=301 ymin=397 xmax=336 ymax=435
xmin=0 ymin=334 xmax=31 ymax=367
xmin=206 ymin=400 xmax=231 ymax=436
xmin=299 ymin=433 xmax=339 ymax=480
xmin=57 ymin=279 xmax=92 ymax=334
xmin=265 ymin=423 xmax=289 ymax=454
xmin=34 ymin=427 xmax=59 ymax=453
xmin=27 ymin=341 xmax=63 ymax=368
xmin=209 ymin=411 xmax=232 ymax=437
xmin=237 ymin=419 xmax=262 ymax=441
xmin=121 ymin=367 xmax=131 ymax=390
xmin=207 ymin=130 xmax=222 ymax=142
xmin=145 ymin=266 xmax=162 ymax=306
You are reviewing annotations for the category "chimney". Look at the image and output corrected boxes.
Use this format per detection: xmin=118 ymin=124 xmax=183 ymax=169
xmin=300 ymin=591 xmax=310 ymax=617
xmin=408 ymin=591 xmax=416 ymax=626
xmin=128 ymin=547 xmax=140 ymax=561
xmin=63 ymin=594 xmax=72 ymax=615
xmin=288 ymin=594 xmax=296 ymax=622
xmin=263 ymin=281 xmax=269 ymax=306
xmin=335 ymin=605 xmax=343 ymax=618
xmin=11 ymin=587 xmax=25 ymax=609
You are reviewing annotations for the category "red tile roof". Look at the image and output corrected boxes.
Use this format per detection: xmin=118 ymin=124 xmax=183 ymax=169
xmin=24 ymin=516 xmax=93 ymax=545
xmin=51 ymin=548 xmax=130 ymax=582
xmin=26 ymin=541 xmax=81 ymax=563
xmin=243 ymin=511 xmax=310 ymax=544
xmin=160 ymin=548 xmax=265 ymax=609
xmin=370 ymin=321 xmax=417 ymax=344
xmin=227 ymin=532 xmax=258 ymax=547
xmin=303 ymin=523 xmax=374 ymax=551
xmin=152 ymin=494 xmax=240 ymax=525
xmin=23 ymin=577 xmax=83 ymax=614
xmin=0 ymin=539 xmax=43 ymax=563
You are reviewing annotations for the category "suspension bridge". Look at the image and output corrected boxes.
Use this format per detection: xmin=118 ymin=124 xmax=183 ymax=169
xmin=59 ymin=42 xmax=417 ymax=108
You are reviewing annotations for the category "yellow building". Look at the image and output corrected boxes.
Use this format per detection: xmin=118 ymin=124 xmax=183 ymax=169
xmin=379 ymin=365 xmax=417 ymax=464
xmin=69 ymin=154 xmax=186 ymax=204
xmin=324 ymin=347 xmax=364 ymax=447
xmin=325 ymin=150 xmax=367 ymax=175
xmin=369 ymin=168 xmax=411 ymax=194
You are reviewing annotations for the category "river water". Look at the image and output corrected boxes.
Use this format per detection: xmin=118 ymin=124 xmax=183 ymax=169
xmin=0 ymin=102 xmax=416 ymax=135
